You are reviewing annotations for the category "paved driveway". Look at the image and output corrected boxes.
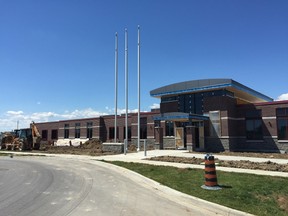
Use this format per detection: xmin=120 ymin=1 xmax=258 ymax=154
xmin=0 ymin=156 xmax=249 ymax=216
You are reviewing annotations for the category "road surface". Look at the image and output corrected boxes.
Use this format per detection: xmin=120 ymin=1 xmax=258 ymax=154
xmin=0 ymin=156 xmax=241 ymax=216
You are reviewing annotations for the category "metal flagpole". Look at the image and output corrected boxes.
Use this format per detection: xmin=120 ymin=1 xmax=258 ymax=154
xmin=137 ymin=25 xmax=141 ymax=152
xmin=124 ymin=28 xmax=128 ymax=155
xmin=114 ymin=32 xmax=118 ymax=143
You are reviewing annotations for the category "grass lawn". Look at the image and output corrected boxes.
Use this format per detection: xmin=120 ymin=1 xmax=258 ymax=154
xmin=109 ymin=161 xmax=288 ymax=216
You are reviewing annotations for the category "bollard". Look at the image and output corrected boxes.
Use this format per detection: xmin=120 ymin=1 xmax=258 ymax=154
xmin=144 ymin=139 xmax=147 ymax=157
xmin=201 ymin=154 xmax=221 ymax=190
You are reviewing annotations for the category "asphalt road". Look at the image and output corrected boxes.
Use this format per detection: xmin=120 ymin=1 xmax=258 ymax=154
xmin=0 ymin=156 xmax=221 ymax=216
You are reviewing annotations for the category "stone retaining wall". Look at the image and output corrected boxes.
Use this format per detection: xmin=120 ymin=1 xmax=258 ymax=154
xmin=102 ymin=143 xmax=124 ymax=153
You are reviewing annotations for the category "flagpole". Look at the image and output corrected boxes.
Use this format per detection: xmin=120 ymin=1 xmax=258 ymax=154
xmin=137 ymin=25 xmax=141 ymax=152
xmin=124 ymin=28 xmax=128 ymax=155
xmin=114 ymin=32 xmax=118 ymax=143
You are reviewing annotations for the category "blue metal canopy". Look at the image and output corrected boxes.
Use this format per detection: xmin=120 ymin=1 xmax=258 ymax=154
xmin=153 ymin=112 xmax=209 ymax=121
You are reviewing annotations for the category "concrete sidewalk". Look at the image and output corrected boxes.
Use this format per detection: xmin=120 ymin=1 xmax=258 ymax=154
xmin=95 ymin=150 xmax=288 ymax=178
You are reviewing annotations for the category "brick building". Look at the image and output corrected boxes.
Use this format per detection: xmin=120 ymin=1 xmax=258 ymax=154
xmin=35 ymin=79 xmax=288 ymax=153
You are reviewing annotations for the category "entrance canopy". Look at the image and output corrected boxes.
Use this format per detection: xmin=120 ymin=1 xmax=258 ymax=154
xmin=153 ymin=112 xmax=209 ymax=122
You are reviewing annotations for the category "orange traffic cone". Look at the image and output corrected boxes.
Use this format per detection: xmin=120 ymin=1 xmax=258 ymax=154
xmin=201 ymin=154 xmax=221 ymax=190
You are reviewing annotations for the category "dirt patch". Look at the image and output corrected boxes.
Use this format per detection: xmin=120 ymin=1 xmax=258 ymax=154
xmin=209 ymin=151 xmax=288 ymax=159
xmin=148 ymin=156 xmax=288 ymax=172
xmin=277 ymin=195 xmax=288 ymax=213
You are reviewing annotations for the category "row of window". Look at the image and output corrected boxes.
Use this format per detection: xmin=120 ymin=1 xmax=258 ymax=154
xmin=163 ymin=108 xmax=288 ymax=141
xmin=162 ymin=90 xmax=234 ymax=115
xmin=41 ymin=108 xmax=288 ymax=141
xmin=64 ymin=122 xmax=93 ymax=139
xmin=108 ymin=127 xmax=132 ymax=140
xmin=42 ymin=121 xmax=148 ymax=140
xmin=245 ymin=108 xmax=288 ymax=140
xmin=42 ymin=122 xmax=93 ymax=140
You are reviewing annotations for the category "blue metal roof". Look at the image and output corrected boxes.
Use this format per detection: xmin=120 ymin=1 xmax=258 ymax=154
xmin=150 ymin=79 xmax=273 ymax=103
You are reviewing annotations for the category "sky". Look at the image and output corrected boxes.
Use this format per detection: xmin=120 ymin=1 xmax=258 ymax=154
xmin=0 ymin=0 xmax=288 ymax=132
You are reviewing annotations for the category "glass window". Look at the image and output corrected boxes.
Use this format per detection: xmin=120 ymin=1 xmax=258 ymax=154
xmin=245 ymin=110 xmax=262 ymax=140
xmin=165 ymin=121 xmax=174 ymax=136
xmin=277 ymin=108 xmax=288 ymax=140
xmin=109 ymin=127 xmax=119 ymax=140
xmin=64 ymin=124 xmax=69 ymax=139
xmin=140 ymin=117 xmax=147 ymax=139
xmin=246 ymin=119 xmax=263 ymax=140
xmin=42 ymin=130 xmax=48 ymax=140
xmin=75 ymin=123 xmax=80 ymax=138
xmin=86 ymin=122 xmax=93 ymax=139
xmin=177 ymin=93 xmax=203 ymax=114
xmin=161 ymin=96 xmax=177 ymax=103
xmin=51 ymin=130 xmax=58 ymax=140
xmin=123 ymin=127 xmax=131 ymax=141
xmin=209 ymin=111 xmax=221 ymax=137
xmin=154 ymin=120 xmax=161 ymax=127
xmin=276 ymin=108 xmax=288 ymax=117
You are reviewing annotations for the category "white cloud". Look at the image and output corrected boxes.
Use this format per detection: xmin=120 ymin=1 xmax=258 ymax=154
xmin=0 ymin=108 xmax=109 ymax=132
xmin=0 ymin=105 xmax=155 ymax=132
xmin=276 ymin=93 xmax=288 ymax=101
xmin=61 ymin=108 xmax=108 ymax=119
xmin=150 ymin=103 xmax=160 ymax=109
xmin=6 ymin=111 xmax=24 ymax=116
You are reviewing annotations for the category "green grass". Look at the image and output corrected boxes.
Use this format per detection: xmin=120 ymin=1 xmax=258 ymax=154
xmin=109 ymin=161 xmax=288 ymax=216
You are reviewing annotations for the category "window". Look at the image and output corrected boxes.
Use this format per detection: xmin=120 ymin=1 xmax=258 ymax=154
xmin=42 ymin=130 xmax=48 ymax=140
xmin=246 ymin=110 xmax=262 ymax=140
xmin=277 ymin=108 xmax=288 ymax=140
xmin=86 ymin=122 xmax=93 ymax=139
xmin=161 ymin=96 xmax=177 ymax=103
xmin=209 ymin=111 xmax=221 ymax=137
xmin=109 ymin=127 xmax=119 ymax=140
xmin=123 ymin=126 xmax=131 ymax=141
xmin=165 ymin=121 xmax=174 ymax=136
xmin=75 ymin=123 xmax=80 ymax=138
xmin=64 ymin=124 xmax=69 ymax=139
xmin=140 ymin=117 xmax=147 ymax=139
xmin=177 ymin=93 xmax=203 ymax=114
xmin=51 ymin=130 xmax=58 ymax=140
xmin=154 ymin=120 xmax=161 ymax=127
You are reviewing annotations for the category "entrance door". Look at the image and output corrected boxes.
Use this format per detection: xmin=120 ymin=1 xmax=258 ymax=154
xmin=175 ymin=127 xmax=184 ymax=149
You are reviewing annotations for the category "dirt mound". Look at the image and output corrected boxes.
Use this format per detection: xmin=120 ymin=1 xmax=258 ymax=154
xmin=38 ymin=139 xmax=114 ymax=156
xmin=148 ymin=156 xmax=288 ymax=172
xmin=220 ymin=160 xmax=288 ymax=172
xmin=149 ymin=156 xmax=204 ymax=164
xmin=77 ymin=139 xmax=102 ymax=151
xmin=215 ymin=151 xmax=288 ymax=159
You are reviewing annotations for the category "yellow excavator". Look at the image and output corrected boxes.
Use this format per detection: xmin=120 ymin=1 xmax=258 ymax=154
xmin=0 ymin=121 xmax=41 ymax=151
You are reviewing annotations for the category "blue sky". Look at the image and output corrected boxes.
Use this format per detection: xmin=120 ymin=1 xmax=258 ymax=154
xmin=0 ymin=0 xmax=287 ymax=131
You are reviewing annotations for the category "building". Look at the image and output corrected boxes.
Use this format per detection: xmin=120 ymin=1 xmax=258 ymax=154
xmin=35 ymin=78 xmax=288 ymax=153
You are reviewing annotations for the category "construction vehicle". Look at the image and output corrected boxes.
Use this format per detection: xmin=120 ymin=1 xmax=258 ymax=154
xmin=0 ymin=122 xmax=41 ymax=151
xmin=0 ymin=131 xmax=18 ymax=150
